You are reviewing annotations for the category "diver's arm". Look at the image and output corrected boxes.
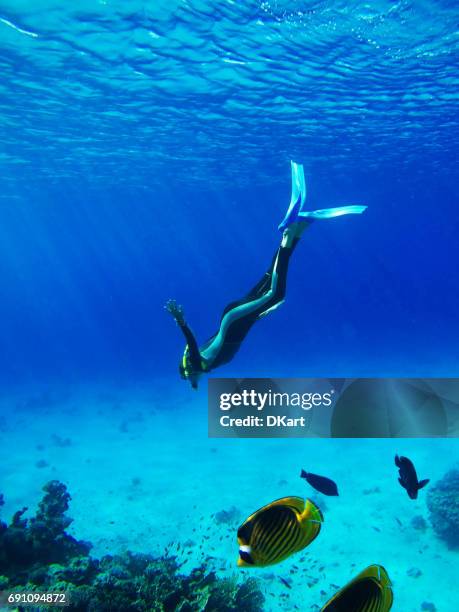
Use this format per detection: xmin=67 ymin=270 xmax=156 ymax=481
xmin=179 ymin=322 xmax=202 ymax=367
xmin=165 ymin=299 xmax=202 ymax=368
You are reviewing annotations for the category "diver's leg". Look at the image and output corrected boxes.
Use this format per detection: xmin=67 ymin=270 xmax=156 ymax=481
xmin=203 ymin=161 xmax=367 ymax=369
xmin=220 ymin=229 xmax=300 ymax=321
xmin=221 ymin=230 xmax=300 ymax=318
xmin=202 ymin=240 xmax=298 ymax=367
xmin=281 ymin=219 xmax=312 ymax=248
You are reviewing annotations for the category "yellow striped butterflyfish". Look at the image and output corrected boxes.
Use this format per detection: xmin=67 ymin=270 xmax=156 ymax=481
xmin=321 ymin=564 xmax=393 ymax=611
xmin=237 ymin=496 xmax=323 ymax=568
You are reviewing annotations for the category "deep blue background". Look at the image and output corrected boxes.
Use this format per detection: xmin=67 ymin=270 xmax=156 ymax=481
xmin=0 ymin=1 xmax=458 ymax=387
xmin=1 ymin=163 xmax=457 ymax=386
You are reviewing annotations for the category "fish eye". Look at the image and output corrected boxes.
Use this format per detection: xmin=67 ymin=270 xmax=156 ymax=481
xmin=239 ymin=549 xmax=255 ymax=565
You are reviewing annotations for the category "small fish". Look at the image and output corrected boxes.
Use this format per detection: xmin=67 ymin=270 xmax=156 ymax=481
xmin=321 ymin=564 xmax=393 ymax=611
xmin=237 ymin=496 xmax=323 ymax=568
xmin=395 ymin=455 xmax=429 ymax=500
xmin=280 ymin=577 xmax=292 ymax=589
xmin=300 ymin=470 xmax=339 ymax=496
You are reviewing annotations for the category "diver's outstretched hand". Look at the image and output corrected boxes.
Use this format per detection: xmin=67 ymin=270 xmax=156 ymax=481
xmin=165 ymin=299 xmax=185 ymax=326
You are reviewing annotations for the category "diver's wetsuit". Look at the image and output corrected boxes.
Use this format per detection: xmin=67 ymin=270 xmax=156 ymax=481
xmin=184 ymin=236 xmax=300 ymax=372
xmin=174 ymin=161 xmax=367 ymax=383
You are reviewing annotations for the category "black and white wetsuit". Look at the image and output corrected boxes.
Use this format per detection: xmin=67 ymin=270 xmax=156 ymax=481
xmin=181 ymin=236 xmax=300 ymax=374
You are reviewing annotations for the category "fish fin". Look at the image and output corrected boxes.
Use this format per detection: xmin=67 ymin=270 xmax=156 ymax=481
xmin=266 ymin=496 xmax=306 ymax=513
xmin=241 ymin=496 xmax=305 ymax=526
xmin=360 ymin=565 xmax=394 ymax=610
xmin=418 ymin=478 xmax=430 ymax=490
xmin=356 ymin=564 xmax=391 ymax=584
xmin=300 ymin=469 xmax=308 ymax=479
xmin=394 ymin=455 xmax=401 ymax=467
xmin=321 ymin=564 xmax=393 ymax=611
xmin=298 ymin=499 xmax=323 ymax=549
xmin=300 ymin=498 xmax=324 ymax=525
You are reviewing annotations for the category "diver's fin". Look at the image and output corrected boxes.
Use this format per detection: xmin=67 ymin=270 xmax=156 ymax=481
xmin=279 ymin=161 xmax=367 ymax=231
xmin=278 ymin=161 xmax=306 ymax=231
xmin=298 ymin=205 xmax=367 ymax=220
xmin=418 ymin=478 xmax=430 ymax=489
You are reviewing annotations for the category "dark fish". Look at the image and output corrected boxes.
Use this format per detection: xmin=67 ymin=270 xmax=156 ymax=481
xmin=395 ymin=455 xmax=429 ymax=500
xmin=237 ymin=496 xmax=323 ymax=568
xmin=280 ymin=577 xmax=292 ymax=589
xmin=321 ymin=564 xmax=393 ymax=611
xmin=300 ymin=470 xmax=339 ymax=496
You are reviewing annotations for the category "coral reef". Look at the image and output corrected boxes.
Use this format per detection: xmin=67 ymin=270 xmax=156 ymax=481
xmin=426 ymin=469 xmax=459 ymax=549
xmin=0 ymin=482 xmax=264 ymax=611
xmin=0 ymin=480 xmax=92 ymax=582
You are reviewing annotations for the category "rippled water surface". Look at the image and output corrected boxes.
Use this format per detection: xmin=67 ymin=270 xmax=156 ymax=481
xmin=0 ymin=0 xmax=457 ymax=189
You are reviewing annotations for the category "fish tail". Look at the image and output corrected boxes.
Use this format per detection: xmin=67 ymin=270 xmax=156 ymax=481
xmin=321 ymin=565 xmax=393 ymax=611
xmin=298 ymin=499 xmax=324 ymax=547
xmin=301 ymin=498 xmax=324 ymax=526
xmin=358 ymin=565 xmax=394 ymax=609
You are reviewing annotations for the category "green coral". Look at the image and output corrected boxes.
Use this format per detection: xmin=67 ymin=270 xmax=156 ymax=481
xmin=426 ymin=469 xmax=459 ymax=549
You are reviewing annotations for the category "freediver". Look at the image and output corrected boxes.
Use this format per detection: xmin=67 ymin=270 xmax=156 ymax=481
xmin=165 ymin=161 xmax=366 ymax=389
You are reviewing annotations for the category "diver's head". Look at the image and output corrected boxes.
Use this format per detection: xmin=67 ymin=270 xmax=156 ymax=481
xmin=179 ymin=359 xmax=202 ymax=390
xmin=188 ymin=371 xmax=201 ymax=390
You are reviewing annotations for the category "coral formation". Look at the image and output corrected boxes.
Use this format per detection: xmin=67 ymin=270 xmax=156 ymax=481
xmin=426 ymin=469 xmax=459 ymax=549
xmin=0 ymin=482 xmax=264 ymax=611
xmin=0 ymin=480 xmax=91 ymax=581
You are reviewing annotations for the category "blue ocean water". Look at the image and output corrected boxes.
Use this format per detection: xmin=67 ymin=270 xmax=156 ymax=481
xmin=0 ymin=1 xmax=458 ymax=611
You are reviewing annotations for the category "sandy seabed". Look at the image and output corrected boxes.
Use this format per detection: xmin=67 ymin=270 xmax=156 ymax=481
xmin=0 ymin=380 xmax=457 ymax=612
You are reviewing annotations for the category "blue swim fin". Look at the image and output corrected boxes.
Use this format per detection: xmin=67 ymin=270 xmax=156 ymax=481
xmin=278 ymin=161 xmax=367 ymax=231
xmin=299 ymin=205 xmax=367 ymax=220
xmin=278 ymin=161 xmax=306 ymax=231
